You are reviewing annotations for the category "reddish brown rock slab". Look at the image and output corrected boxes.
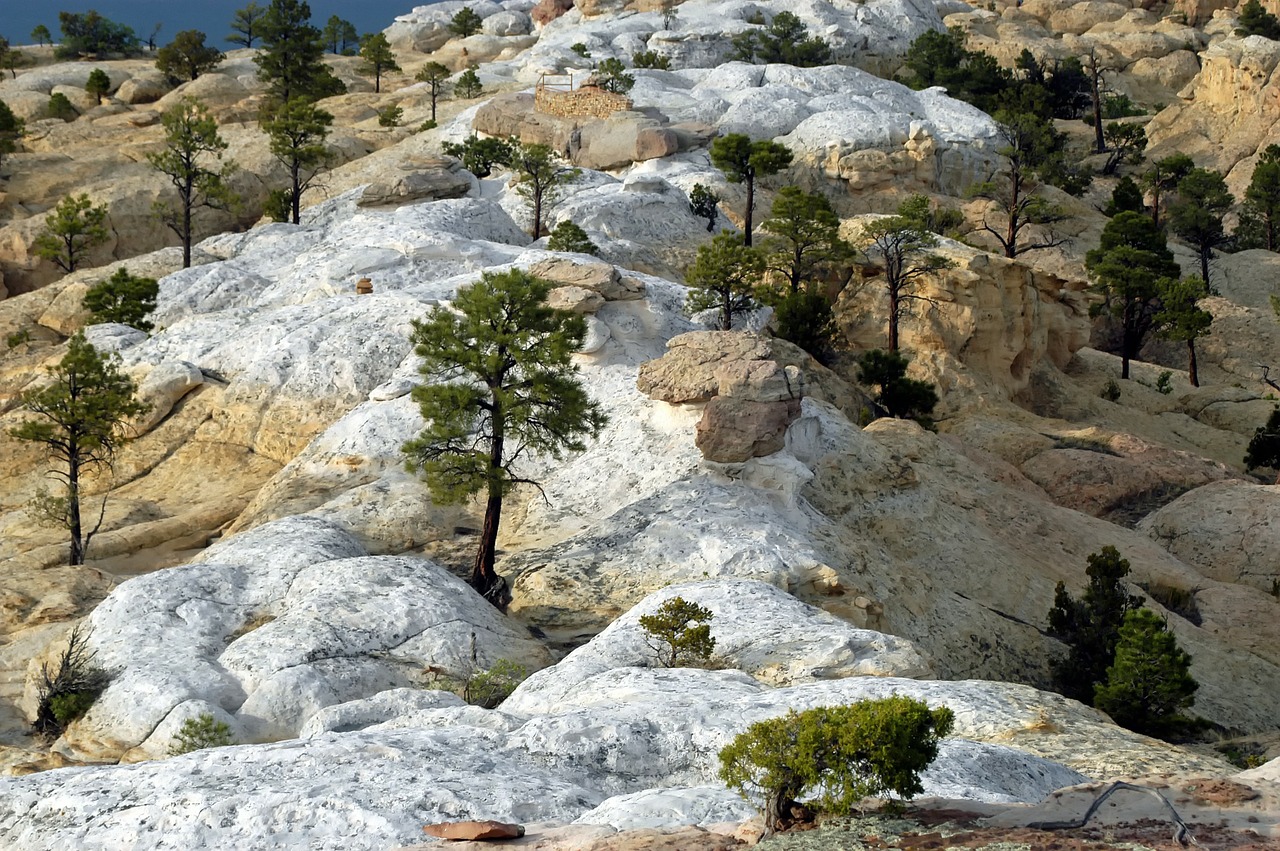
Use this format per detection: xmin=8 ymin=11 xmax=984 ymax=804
xmin=423 ymin=820 xmax=526 ymax=841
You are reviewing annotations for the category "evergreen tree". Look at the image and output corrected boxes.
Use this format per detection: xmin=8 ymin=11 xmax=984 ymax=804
xmin=148 ymin=98 xmax=239 ymax=268
xmin=685 ymin=233 xmax=765 ymax=330
xmin=441 ymin=133 xmax=515 ymax=178
xmin=227 ymin=2 xmax=267 ymax=48
xmin=759 ymin=187 xmax=850 ymax=295
xmin=1238 ymin=145 xmax=1280 ymax=251
xmin=1156 ymin=276 xmax=1212 ymax=387
xmin=1238 ymin=0 xmax=1280 ymax=39
xmin=1168 ymin=168 xmax=1233 ymax=286
xmin=83 ymin=268 xmax=160 ymax=332
xmin=454 ymin=67 xmax=483 ymax=99
xmin=1244 ymin=406 xmax=1280 ymax=477
xmin=415 ymin=61 xmax=450 ymax=123
xmin=155 ymin=31 xmax=224 ymax=83
xmin=358 ymin=32 xmax=399 ymax=93
xmin=46 ymin=93 xmax=77 ymax=122
xmin=509 ymin=142 xmax=580 ymax=238
xmin=402 ymin=269 xmax=607 ymax=606
xmin=857 ymin=349 xmax=938 ymax=425
xmin=593 ymin=58 xmax=634 ymax=94
xmin=688 ymin=183 xmax=719 ymax=232
xmin=730 ymin=11 xmax=831 ymax=67
xmin=1086 ymin=211 xmax=1181 ymax=379
xmin=1101 ymin=122 xmax=1146 ymax=176
xmin=33 ymin=194 xmax=110 ymax=274
xmin=895 ymin=194 xmax=965 ymax=237
xmin=321 ymin=15 xmax=358 ymax=54
xmin=85 ymin=69 xmax=112 ymax=100
xmin=858 ymin=216 xmax=952 ymax=352
xmin=771 ymin=289 xmax=836 ymax=361
xmin=0 ymin=99 xmax=23 ymax=169
xmin=255 ymin=0 xmax=345 ymax=104
xmin=708 ymin=133 xmax=793 ymax=247
xmin=1094 ymin=608 xmax=1198 ymax=738
xmin=56 ymin=11 xmax=140 ymax=59
xmin=449 ymin=7 xmax=485 ymax=38
xmin=1104 ymin=175 xmax=1145 ymax=217
xmin=9 ymin=333 xmax=149 ymax=565
xmin=546 ymin=220 xmax=598 ymax=255
xmin=1141 ymin=153 xmax=1194 ymax=228
xmin=32 ymin=25 xmax=53 ymax=47
xmin=1047 ymin=545 xmax=1144 ymax=704
xmin=261 ymin=97 xmax=332 ymax=224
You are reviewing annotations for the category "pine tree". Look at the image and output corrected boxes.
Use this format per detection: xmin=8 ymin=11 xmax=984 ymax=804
xmin=415 ymin=61 xmax=450 ymax=123
xmin=358 ymin=32 xmax=400 ymax=93
xmin=968 ymin=111 xmax=1071 ymax=257
xmin=546 ymin=220 xmax=598 ymax=255
xmin=1094 ymin=608 xmax=1198 ymax=738
xmin=1238 ymin=0 xmax=1280 ymax=39
xmin=685 ymin=232 xmax=764 ymax=330
xmin=1167 ymin=168 xmax=1233 ymax=286
xmin=1239 ymin=145 xmax=1280 ymax=251
xmin=1104 ymin=175 xmax=1145 ymax=217
xmin=9 ymin=333 xmax=150 ymax=565
xmin=155 ymin=30 xmax=224 ymax=83
xmin=759 ymin=186 xmax=850 ymax=295
xmin=83 ymin=268 xmax=160 ymax=332
xmin=255 ymin=0 xmax=345 ymax=104
xmin=32 ymin=25 xmax=53 ymax=47
xmin=449 ymin=7 xmax=484 ymax=38
xmin=857 ymin=349 xmax=938 ymax=425
xmin=85 ymin=69 xmax=111 ymax=100
xmin=227 ymin=3 xmax=267 ymax=48
xmin=0 ymin=99 xmax=23 ymax=169
xmin=857 ymin=216 xmax=952 ymax=352
xmin=1156 ymin=276 xmax=1212 ymax=387
xmin=1047 ymin=545 xmax=1144 ymax=704
xmin=320 ymin=15 xmax=358 ymax=54
xmin=147 ymin=98 xmax=239 ymax=268
xmin=1244 ymin=406 xmax=1280 ymax=477
xmin=509 ymin=142 xmax=580 ymax=238
xmin=261 ymin=97 xmax=332 ymax=224
xmin=402 ymin=269 xmax=607 ymax=606
xmin=33 ymin=194 xmax=110 ymax=274
xmin=454 ymin=67 xmax=483 ymax=99
xmin=708 ymin=134 xmax=792 ymax=247
xmin=688 ymin=183 xmax=719 ymax=232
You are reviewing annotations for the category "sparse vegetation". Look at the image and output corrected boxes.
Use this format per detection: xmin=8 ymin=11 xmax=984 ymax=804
xmin=730 ymin=11 xmax=831 ymax=67
xmin=169 ymin=713 xmax=236 ymax=755
xmin=638 ymin=597 xmax=716 ymax=667
xmin=547 ymin=220 xmax=599 ymax=255
xmin=449 ymin=7 xmax=485 ymax=38
xmin=377 ymin=104 xmax=403 ymax=127
xmin=633 ymin=50 xmax=671 ymax=70
xmin=453 ymin=67 xmax=484 ymax=99
xmin=83 ymin=268 xmax=160 ymax=332
xmin=857 ymin=349 xmax=939 ymax=427
xmin=155 ymin=30 xmax=224 ymax=83
xmin=684 ymin=232 xmax=764 ymax=330
xmin=33 ymin=194 xmax=109 ymax=274
xmin=46 ymin=92 xmax=77 ymax=122
xmin=463 ymin=659 xmax=528 ymax=708
xmin=34 ymin=625 xmax=111 ymax=738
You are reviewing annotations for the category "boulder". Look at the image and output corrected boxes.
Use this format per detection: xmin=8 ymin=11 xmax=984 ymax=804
xmin=115 ymin=73 xmax=171 ymax=105
xmin=482 ymin=11 xmax=533 ymax=36
xmin=548 ymin=285 xmax=606 ymax=314
xmin=532 ymin=0 xmax=575 ymax=25
xmin=355 ymin=158 xmax=474 ymax=207
xmin=695 ymin=395 xmax=801 ymax=463
xmin=423 ymin=821 xmax=526 ymax=840
xmin=637 ymin=332 xmax=773 ymax=404
xmin=527 ymin=257 xmax=644 ymax=301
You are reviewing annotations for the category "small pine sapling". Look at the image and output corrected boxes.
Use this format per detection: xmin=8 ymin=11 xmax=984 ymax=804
xmin=638 ymin=596 xmax=716 ymax=667
xmin=169 ymin=712 xmax=236 ymax=755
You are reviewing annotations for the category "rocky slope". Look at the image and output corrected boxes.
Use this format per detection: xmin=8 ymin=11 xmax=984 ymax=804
xmin=1 ymin=0 xmax=1280 ymax=847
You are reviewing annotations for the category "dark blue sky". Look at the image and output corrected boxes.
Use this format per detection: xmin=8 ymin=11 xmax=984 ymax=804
xmin=2 ymin=2 xmax=423 ymax=47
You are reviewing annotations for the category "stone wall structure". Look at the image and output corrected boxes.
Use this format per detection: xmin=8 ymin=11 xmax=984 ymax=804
xmin=535 ymin=82 xmax=633 ymax=119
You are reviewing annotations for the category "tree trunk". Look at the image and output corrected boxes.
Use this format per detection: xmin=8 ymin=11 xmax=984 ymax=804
xmin=1199 ymin=247 xmax=1210 ymax=289
xmin=470 ymin=488 xmax=508 ymax=608
xmin=375 ymin=68 xmax=382 ymax=93
xmin=430 ymin=91 xmax=437 ymax=123
xmin=888 ymin=284 xmax=900 ymax=352
xmin=1091 ymin=76 xmax=1105 ymax=154
xmin=68 ymin=450 xmax=84 ymax=566
xmin=1005 ymin=169 xmax=1021 ymax=258
xmin=182 ymin=182 xmax=193 ymax=269
xmin=532 ymin=185 xmax=544 ymax=239
xmin=1187 ymin=338 xmax=1199 ymax=387
xmin=744 ymin=174 xmax=755 ymax=247
xmin=292 ymin=159 xmax=302 ymax=225
xmin=721 ymin=289 xmax=732 ymax=331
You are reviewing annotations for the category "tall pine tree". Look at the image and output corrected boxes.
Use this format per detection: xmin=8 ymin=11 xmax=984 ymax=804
xmin=255 ymin=0 xmax=345 ymax=104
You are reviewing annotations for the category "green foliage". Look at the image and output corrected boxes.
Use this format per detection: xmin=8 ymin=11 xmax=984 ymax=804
xmin=1245 ymin=406 xmax=1280 ymax=473
xmin=359 ymin=32 xmax=400 ymax=92
xmin=9 ymin=334 xmax=150 ymax=565
xmin=85 ymin=69 xmax=112 ymax=99
xmin=0 ymin=99 xmax=24 ymax=168
xmin=377 ymin=104 xmax=403 ymax=127
xmin=729 ymin=11 xmax=831 ymax=67
xmin=33 ymin=194 xmax=109 ymax=273
xmin=594 ymin=57 xmax=634 ymax=94
xmin=709 ymin=133 xmax=793 ymax=246
xmin=760 ymin=187 xmax=850 ymax=295
xmin=857 ymin=349 xmax=938 ymax=426
xmin=1101 ymin=93 xmax=1145 ymax=119
xmin=895 ymin=194 xmax=964 ymax=237
xmin=227 ymin=2 xmax=268 ymax=48
xmin=1101 ymin=122 xmax=1146 ymax=176
xmin=83 ymin=268 xmax=160 ymax=332
xmin=454 ymin=67 xmax=484 ymax=99
xmin=255 ymin=0 xmax=346 ymax=103
xmin=1169 ymin=168 xmax=1233 ymax=285
xmin=638 ymin=597 xmax=716 ymax=667
xmin=1094 ymin=608 xmax=1199 ymax=738
xmin=1156 ymin=276 xmax=1212 ymax=386
xmin=1141 ymin=153 xmax=1194 ymax=228
xmin=442 ymin=133 xmax=515 ymax=178
xmin=1238 ymin=0 xmax=1280 ymax=39
xmin=857 ymin=216 xmax=951 ymax=351
xmin=449 ymin=7 xmax=485 ymax=38
xmin=418 ymin=119 xmax=438 ymax=132
xmin=402 ymin=269 xmax=607 ymax=602
xmin=570 ymin=43 xmax=591 ymax=59
xmin=1155 ymin=370 xmax=1173 ymax=395
xmin=1086 ymin=211 xmax=1181 ymax=379
xmin=1047 ymin=545 xmax=1144 ymax=704
xmin=1237 ymin=146 xmax=1280 ymax=251
xmin=263 ymin=187 xmax=292 ymax=222
xmin=1099 ymin=378 xmax=1121 ymax=401
xmin=46 ymin=92 xmax=77 ymax=122
xmin=57 ymin=11 xmax=141 ymax=59
xmin=34 ymin=625 xmax=110 ymax=738
xmin=1105 ymin=176 xmax=1145 ymax=217
xmin=169 ymin=712 xmax=236 ymax=755
xmin=148 ymin=98 xmax=239 ymax=268
xmin=321 ymin=15 xmax=359 ymax=54
xmin=156 ymin=31 xmax=224 ymax=83
xmin=7 ymin=329 xmax=33 ymax=349
xmin=718 ymin=697 xmax=955 ymax=833
xmin=415 ymin=61 xmax=451 ymax=123
xmin=688 ymin=183 xmax=719 ymax=232
xmin=547 ymin=220 xmax=598 ymax=255
xmin=0 ymin=38 xmax=35 ymax=81
xmin=509 ymin=142 xmax=581 ymax=238
xmin=633 ymin=50 xmax=671 ymax=70
xmin=32 ymin=25 xmax=53 ymax=47
xmin=771 ymin=289 xmax=837 ymax=360
xmin=685 ymin=232 xmax=765 ymax=330
xmin=261 ymin=96 xmax=333 ymax=224
xmin=464 ymin=659 xmax=529 ymax=708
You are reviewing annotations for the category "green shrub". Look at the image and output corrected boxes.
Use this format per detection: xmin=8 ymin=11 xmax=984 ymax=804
xmin=442 ymin=133 xmax=516 ymax=178
xmin=1101 ymin=93 xmax=1145 ymax=119
xmin=719 ymin=696 xmax=955 ymax=833
xmin=547 ymin=220 xmax=598 ymax=255
xmin=570 ymin=42 xmax=591 ymax=59
xmin=463 ymin=659 xmax=528 ymax=708
xmin=33 ymin=624 xmax=110 ymax=739
xmin=6 ymin=329 xmax=32 ymax=349
xmin=263 ymin=188 xmax=292 ymax=223
xmin=449 ymin=7 xmax=484 ymax=38
xmin=593 ymin=58 xmax=634 ymax=94
xmin=1245 ymin=406 xmax=1280 ymax=475
xmin=1155 ymin=370 xmax=1173 ymax=395
xmin=46 ymin=92 xmax=78 ymax=122
xmin=771 ymin=289 xmax=836 ymax=362
xmin=639 ymin=596 xmax=716 ymax=667
xmin=377 ymin=105 xmax=403 ymax=127
xmin=453 ymin=67 xmax=484 ymax=100
xmin=85 ymin=69 xmax=111 ymax=99
xmin=633 ymin=50 xmax=671 ymax=70
xmin=857 ymin=349 xmax=938 ymax=427
xmin=169 ymin=712 xmax=236 ymax=755
xmin=83 ymin=267 xmax=159 ymax=332
xmin=687 ymin=183 xmax=719 ymax=232
xmin=1100 ymin=379 xmax=1121 ymax=402
xmin=1093 ymin=608 xmax=1199 ymax=739
xmin=418 ymin=119 xmax=438 ymax=133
